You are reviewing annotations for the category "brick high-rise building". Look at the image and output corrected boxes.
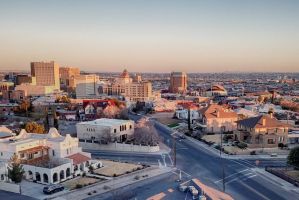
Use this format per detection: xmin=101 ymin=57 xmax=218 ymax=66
xmin=59 ymin=67 xmax=80 ymax=91
xmin=31 ymin=61 xmax=60 ymax=90
xmin=169 ymin=72 xmax=187 ymax=93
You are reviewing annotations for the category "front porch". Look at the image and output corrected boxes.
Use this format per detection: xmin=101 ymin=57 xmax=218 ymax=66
xmin=23 ymin=158 xmax=73 ymax=185
xmin=234 ymin=130 xmax=283 ymax=148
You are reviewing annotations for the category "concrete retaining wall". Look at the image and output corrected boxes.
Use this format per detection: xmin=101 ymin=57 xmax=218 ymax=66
xmin=80 ymin=142 xmax=159 ymax=152
xmin=0 ymin=182 xmax=20 ymax=193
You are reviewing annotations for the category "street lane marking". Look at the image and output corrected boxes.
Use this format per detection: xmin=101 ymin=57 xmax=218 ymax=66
xmin=238 ymin=180 xmax=272 ymax=200
xmin=214 ymin=169 xmax=249 ymax=183
xmin=167 ymin=153 xmax=174 ymax=166
xmin=167 ymin=188 xmax=174 ymax=193
xmin=146 ymin=192 xmax=166 ymax=200
xmin=225 ymin=173 xmax=256 ymax=185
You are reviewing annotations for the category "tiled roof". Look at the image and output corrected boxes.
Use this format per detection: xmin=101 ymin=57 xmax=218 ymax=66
xmin=199 ymin=104 xmax=238 ymax=119
xmin=66 ymin=153 xmax=90 ymax=165
xmin=236 ymin=115 xmax=290 ymax=129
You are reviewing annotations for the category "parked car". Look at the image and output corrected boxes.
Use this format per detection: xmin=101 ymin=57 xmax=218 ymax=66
xmin=188 ymin=186 xmax=199 ymax=196
xmin=179 ymin=135 xmax=186 ymax=139
xmin=43 ymin=184 xmax=64 ymax=194
xmin=178 ymin=185 xmax=188 ymax=192
xmin=270 ymin=153 xmax=278 ymax=157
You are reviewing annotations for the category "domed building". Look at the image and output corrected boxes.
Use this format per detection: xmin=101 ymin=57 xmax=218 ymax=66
xmin=205 ymin=85 xmax=228 ymax=97
xmin=116 ymin=69 xmax=132 ymax=84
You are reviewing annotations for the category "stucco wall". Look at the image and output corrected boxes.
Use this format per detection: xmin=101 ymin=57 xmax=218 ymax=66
xmin=0 ymin=182 xmax=20 ymax=193
xmin=80 ymin=142 xmax=159 ymax=152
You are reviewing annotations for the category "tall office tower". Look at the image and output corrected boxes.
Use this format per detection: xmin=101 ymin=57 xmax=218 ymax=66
xmin=59 ymin=67 xmax=80 ymax=90
xmin=75 ymin=74 xmax=99 ymax=98
xmin=31 ymin=61 xmax=60 ymax=90
xmin=169 ymin=72 xmax=187 ymax=93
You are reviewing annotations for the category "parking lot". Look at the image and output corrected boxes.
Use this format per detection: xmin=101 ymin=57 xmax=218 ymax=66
xmin=20 ymin=180 xmax=68 ymax=200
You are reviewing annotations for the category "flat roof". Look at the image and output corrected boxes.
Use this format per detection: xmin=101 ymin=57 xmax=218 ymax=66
xmin=77 ymin=118 xmax=133 ymax=127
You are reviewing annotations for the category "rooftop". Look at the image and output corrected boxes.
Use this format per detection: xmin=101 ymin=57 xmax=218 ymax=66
xmin=77 ymin=118 xmax=133 ymax=126
xmin=66 ymin=153 xmax=90 ymax=165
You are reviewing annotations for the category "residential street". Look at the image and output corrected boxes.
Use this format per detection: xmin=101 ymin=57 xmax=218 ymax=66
xmin=89 ymin=114 xmax=299 ymax=200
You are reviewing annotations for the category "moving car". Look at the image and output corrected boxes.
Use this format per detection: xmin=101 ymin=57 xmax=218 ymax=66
xmin=43 ymin=184 xmax=64 ymax=194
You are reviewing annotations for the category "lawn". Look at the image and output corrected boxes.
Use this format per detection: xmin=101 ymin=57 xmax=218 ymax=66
xmin=94 ymin=160 xmax=144 ymax=177
xmin=167 ymin=123 xmax=179 ymax=128
xmin=284 ymin=170 xmax=299 ymax=181
xmin=62 ymin=177 xmax=104 ymax=190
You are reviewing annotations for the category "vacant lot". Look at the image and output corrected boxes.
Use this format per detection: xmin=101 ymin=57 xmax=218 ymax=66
xmin=62 ymin=177 xmax=103 ymax=190
xmin=94 ymin=160 xmax=143 ymax=177
xmin=285 ymin=170 xmax=299 ymax=181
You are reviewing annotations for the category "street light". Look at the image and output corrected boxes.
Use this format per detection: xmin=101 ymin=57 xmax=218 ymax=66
xmin=220 ymin=126 xmax=226 ymax=192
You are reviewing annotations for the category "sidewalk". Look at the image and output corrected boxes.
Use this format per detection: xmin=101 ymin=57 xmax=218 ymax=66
xmin=253 ymin=168 xmax=299 ymax=193
xmin=85 ymin=146 xmax=170 ymax=156
xmin=52 ymin=166 xmax=172 ymax=200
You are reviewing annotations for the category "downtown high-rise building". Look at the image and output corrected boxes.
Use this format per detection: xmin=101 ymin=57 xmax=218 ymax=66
xmin=31 ymin=61 xmax=60 ymax=90
xmin=169 ymin=72 xmax=187 ymax=93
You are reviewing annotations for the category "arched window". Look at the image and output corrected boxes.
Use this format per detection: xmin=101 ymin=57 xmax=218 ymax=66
xmin=66 ymin=168 xmax=71 ymax=177
xmin=60 ymin=170 xmax=65 ymax=180
xmin=36 ymin=172 xmax=41 ymax=182
xmin=53 ymin=173 xmax=58 ymax=183
xmin=43 ymin=173 xmax=48 ymax=183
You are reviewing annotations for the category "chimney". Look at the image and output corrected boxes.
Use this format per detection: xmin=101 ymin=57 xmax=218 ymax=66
xmin=262 ymin=118 xmax=266 ymax=126
xmin=269 ymin=112 xmax=273 ymax=118
xmin=216 ymin=110 xmax=220 ymax=118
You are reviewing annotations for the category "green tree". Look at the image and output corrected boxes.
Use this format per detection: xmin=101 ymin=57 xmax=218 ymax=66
xmin=25 ymin=122 xmax=45 ymax=134
xmin=8 ymin=154 xmax=25 ymax=183
xmin=287 ymin=146 xmax=299 ymax=168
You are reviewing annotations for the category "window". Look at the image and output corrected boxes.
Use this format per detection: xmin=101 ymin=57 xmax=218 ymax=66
xmin=114 ymin=129 xmax=117 ymax=133
xmin=268 ymin=139 xmax=275 ymax=144
xmin=52 ymin=150 xmax=55 ymax=156
xmin=0 ymin=152 xmax=3 ymax=156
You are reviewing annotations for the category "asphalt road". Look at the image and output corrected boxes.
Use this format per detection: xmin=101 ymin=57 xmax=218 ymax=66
xmin=89 ymin=114 xmax=298 ymax=200
xmin=0 ymin=190 xmax=36 ymax=200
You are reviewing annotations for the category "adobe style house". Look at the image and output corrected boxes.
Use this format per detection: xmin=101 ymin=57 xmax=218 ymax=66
xmin=0 ymin=127 xmax=95 ymax=185
xmin=198 ymin=104 xmax=238 ymax=133
xmin=235 ymin=114 xmax=290 ymax=148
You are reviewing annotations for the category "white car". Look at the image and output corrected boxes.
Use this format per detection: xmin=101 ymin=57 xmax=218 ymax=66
xmin=90 ymin=160 xmax=103 ymax=169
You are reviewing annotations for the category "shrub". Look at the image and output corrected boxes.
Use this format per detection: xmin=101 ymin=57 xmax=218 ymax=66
xmin=288 ymin=146 xmax=299 ymax=168
xmin=250 ymin=151 xmax=256 ymax=155
xmin=88 ymin=192 xmax=92 ymax=195
xmin=278 ymin=143 xmax=285 ymax=149
xmin=75 ymin=184 xmax=83 ymax=189
xmin=134 ymin=175 xmax=140 ymax=180
xmin=93 ymin=190 xmax=97 ymax=193
xmin=237 ymin=142 xmax=247 ymax=149
xmin=113 ymin=173 xmax=117 ymax=177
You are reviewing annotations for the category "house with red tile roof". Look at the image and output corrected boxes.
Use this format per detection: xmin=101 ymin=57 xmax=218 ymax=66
xmin=199 ymin=104 xmax=238 ymax=133
xmin=235 ymin=114 xmax=291 ymax=148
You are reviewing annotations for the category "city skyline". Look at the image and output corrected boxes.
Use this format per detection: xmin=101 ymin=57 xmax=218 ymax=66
xmin=0 ymin=0 xmax=298 ymax=72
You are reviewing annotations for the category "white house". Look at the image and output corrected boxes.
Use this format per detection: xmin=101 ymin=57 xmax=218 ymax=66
xmin=76 ymin=118 xmax=134 ymax=144
xmin=175 ymin=109 xmax=199 ymax=122
xmin=0 ymin=127 xmax=94 ymax=185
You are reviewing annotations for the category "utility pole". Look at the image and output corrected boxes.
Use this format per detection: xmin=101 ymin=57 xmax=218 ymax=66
xmin=172 ymin=135 xmax=176 ymax=167
xmin=220 ymin=126 xmax=225 ymax=192
xmin=188 ymin=108 xmax=191 ymax=131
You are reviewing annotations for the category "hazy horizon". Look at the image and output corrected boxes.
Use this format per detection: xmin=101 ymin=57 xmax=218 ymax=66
xmin=0 ymin=0 xmax=298 ymax=73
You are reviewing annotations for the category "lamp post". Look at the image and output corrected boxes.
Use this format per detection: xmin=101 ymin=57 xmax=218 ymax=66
xmin=220 ymin=126 xmax=226 ymax=192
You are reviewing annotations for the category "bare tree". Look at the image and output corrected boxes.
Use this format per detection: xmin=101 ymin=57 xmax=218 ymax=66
xmin=134 ymin=119 xmax=160 ymax=146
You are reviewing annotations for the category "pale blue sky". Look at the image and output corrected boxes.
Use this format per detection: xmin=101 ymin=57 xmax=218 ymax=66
xmin=0 ymin=0 xmax=298 ymax=72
